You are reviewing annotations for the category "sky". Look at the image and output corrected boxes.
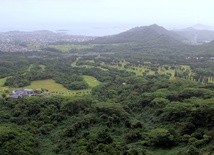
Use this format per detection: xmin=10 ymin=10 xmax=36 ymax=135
xmin=0 ymin=0 xmax=214 ymax=36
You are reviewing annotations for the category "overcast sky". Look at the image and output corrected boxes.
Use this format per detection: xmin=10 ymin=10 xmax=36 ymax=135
xmin=0 ymin=0 xmax=213 ymax=35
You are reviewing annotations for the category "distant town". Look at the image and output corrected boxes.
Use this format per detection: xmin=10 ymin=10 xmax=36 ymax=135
xmin=0 ymin=30 xmax=95 ymax=52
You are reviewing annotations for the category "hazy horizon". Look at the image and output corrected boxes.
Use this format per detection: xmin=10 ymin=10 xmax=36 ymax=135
xmin=1 ymin=0 xmax=214 ymax=36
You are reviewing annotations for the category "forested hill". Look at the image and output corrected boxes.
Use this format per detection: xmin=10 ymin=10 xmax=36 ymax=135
xmin=205 ymin=40 xmax=214 ymax=47
xmin=91 ymin=24 xmax=187 ymax=46
xmin=174 ymin=28 xmax=214 ymax=44
xmin=0 ymin=30 xmax=95 ymax=43
xmin=193 ymin=40 xmax=214 ymax=55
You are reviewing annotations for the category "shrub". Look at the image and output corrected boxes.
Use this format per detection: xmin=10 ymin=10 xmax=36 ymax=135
xmin=0 ymin=125 xmax=38 ymax=155
xmin=186 ymin=145 xmax=199 ymax=155
xmin=125 ymin=131 xmax=142 ymax=143
xmin=148 ymin=128 xmax=175 ymax=147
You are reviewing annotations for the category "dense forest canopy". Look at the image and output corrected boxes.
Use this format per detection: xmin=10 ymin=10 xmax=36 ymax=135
xmin=0 ymin=24 xmax=214 ymax=155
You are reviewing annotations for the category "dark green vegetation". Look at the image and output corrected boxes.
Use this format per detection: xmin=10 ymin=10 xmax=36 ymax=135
xmin=0 ymin=25 xmax=214 ymax=154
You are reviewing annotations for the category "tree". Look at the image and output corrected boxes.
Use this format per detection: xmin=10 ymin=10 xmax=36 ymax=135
xmin=148 ymin=128 xmax=175 ymax=147
xmin=0 ymin=125 xmax=38 ymax=155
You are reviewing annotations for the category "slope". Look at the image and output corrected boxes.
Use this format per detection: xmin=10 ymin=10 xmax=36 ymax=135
xmin=92 ymin=24 xmax=186 ymax=47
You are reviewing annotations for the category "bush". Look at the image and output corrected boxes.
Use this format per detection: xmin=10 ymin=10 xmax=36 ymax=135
xmin=96 ymin=130 xmax=113 ymax=144
xmin=62 ymin=98 xmax=92 ymax=115
xmin=40 ymin=124 xmax=54 ymax=135
xmin=150 ymin=98 xmax=169 ymax=107
xmin=0 ymin=125 xmax=38 ymax=155
xmin=69 ymin=81 xmax=89 ymax=90
xmin=148 ymin=128 xmax=175 ymax=147
xmin=186 ymin=145 xmax=199 ymax=155
xmin=125 ymin=131 xmax=142 ymax=143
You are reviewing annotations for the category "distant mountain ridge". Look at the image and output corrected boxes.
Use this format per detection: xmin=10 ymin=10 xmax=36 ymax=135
xmin=174 ymin=27 xmax=214 ymax=45
xmin=192 ymin=24 xmax=214 ymax=31
xmin=0 ymin=30 xmax=95 ymax=44
xmin=92 ymin=24 xmax=187 ymax=47
xmin=1 ymin=24 xmax=214 ymax=53
xmin=0 ymin=30 xmax=95 ymax=52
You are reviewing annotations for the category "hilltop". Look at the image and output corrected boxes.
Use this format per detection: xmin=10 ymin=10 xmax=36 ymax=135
xmin=174 ymin=27 xmax=214 ymax=45
xmin=92 ymin=24 xmax=187 ymax=46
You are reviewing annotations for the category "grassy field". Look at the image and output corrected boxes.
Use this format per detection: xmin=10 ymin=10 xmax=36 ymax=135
xmin=39 ymin=65 xmax=46 ymax=71
xmin=22 ymin=76 xmax=100 ymax=96
xmin=26 ymin=76 xmax=99 ymax=92
xmin=77 ymin=64 xmax=108 ymax=71
xmin=27 ymin=64 xmax=34 ymax=71
xmin=0 ymin=78 xmax=8 ymax=94
xmin=71 ymin=57 xmax=80 ymax=67
xmin=71 ymin=57 xmax=108 ymax=71
xmin=83 ymin=75 xmax=100 ymax=88
xmin=0 ymin=78 xmax=6 ymax=87
xmin=25 ymin=79 xmax=69 ymax=92
xmin=208 ymin=77 xmax=214 ymax=83
xmin=23 ymin=79 xmax=91 ymax=96
xmin=27 ymin=64 xmax=46 ymax=72
xmin=0 ymin=75 xmax=100 ymax=96
xmin=27 ymin=43 xmax=43 ymax=50
xmin=158 ymin=66 xmax=175 ymax=79
xmin=49 ymin=44 xmax=93 ymax=52
xmin=103 ymin=61 xmax=176 ymax=78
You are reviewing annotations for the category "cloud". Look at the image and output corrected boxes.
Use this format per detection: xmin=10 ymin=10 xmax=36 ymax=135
xmin=0 ymin=0 xmax=213 ymax=31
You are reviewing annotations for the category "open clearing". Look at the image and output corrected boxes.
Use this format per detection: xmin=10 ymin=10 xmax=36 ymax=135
xmin=103 ymin=61 xmax=176 ymax=78
xmin=83 ymin=75 xmax=100 ymax=88
xmin=0 ymin=78 xmax=8 ymax=94
xmin=49 ymin=44 xmax=93 ymax=52
xmin=23 ymin=76 xmax=100 ymax=96
xmin=24 ymin=79 xmax=90 ymax=96
xmin=71 ymin=57 xmax=108 ymax=71
xmin=0 ymin=75 xmax=100 ymax=96
xmin=26 ymin=76 xmax=99 ymax=92
xmin=0 ymin=78 xmax=6 ymax=87
xmin=25 ymin=79 xmax=69 ymax=92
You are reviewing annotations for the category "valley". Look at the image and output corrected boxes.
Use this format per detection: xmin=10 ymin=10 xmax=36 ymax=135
xmin=0 ymin=24 xmax=214 ymax=155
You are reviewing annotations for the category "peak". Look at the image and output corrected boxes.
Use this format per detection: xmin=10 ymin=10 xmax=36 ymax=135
xmin=149 ymin=24 xmax=161 ymax=27
xmin=127 ymin=24 xmax=172 ymax=36
xmin=192 ymin=24 xmax=214 ymax=31
xmin=128 ymin=24 xmax=164 ymax=32
xmin=147 ymin=24 xmax=165 ymax=30
xmin=193 ymin=23 xmax=210 ymax=28
xmin=210 ymin=40 xmax=214 ymax=44
xmin=183 ymin=27 xmax=197 ymax=31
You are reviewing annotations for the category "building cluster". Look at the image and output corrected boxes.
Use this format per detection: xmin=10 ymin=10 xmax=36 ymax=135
xmin=10 ymin=89 xmax=35 ymax=99
xmin=185 ymin=56 xmax=214 ymax=61
xmin=0 ymin=43 xmax=28 ymax=52
xmin=0 ymin=31 xmax=95 ymax=52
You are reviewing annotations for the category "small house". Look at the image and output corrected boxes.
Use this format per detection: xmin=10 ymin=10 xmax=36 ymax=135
xmin=10 ymin=89 xmax=35 ymax=99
